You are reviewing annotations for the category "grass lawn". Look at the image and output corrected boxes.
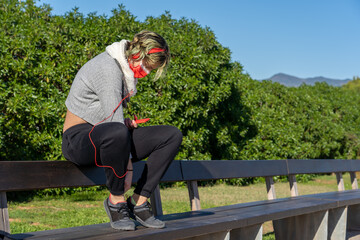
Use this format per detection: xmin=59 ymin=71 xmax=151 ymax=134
xmin=7 ymin=173 xmax=358 ymax=237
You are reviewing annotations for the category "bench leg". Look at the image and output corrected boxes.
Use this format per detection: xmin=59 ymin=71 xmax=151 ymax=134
xmin=182 ymin=224 xmax=262 ymax=240
xmin=348 ymin=204 xmax=360 ymax=231
xmin=347 ymin=204 xmax=360 ymax=240
xmin=0 ymin=192 xmax=10 ymax=236
xmin=273 ymin=210 xmax=328 ymax=240
xmin=328 ymin=207 xmax=347 ymax=240
xmin=187 ymin=181 xmax=201 ymax=211
xmin=181 ymin=230 xmax=230 ymax=240
xmin=230 ymin=223 xmax=263 ymax=240
xmin=150 ymin=185 xmax=163 ymax=216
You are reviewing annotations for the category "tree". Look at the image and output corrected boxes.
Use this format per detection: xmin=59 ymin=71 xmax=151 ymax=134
xmin=343 ymin=76 xmax=360 ymax=92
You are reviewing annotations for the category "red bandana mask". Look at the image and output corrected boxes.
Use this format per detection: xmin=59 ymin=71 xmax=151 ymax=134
xmin=129 ymin=48 xmax=165 ymax=79
xmin=129 ymin=61 xmax=150 ymax=78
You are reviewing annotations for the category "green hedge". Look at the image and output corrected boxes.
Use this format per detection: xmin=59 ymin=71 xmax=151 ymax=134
xmin=343 ymin=77 xmax=360 ymax=92
xmin=1 ymin=0 xmax=360 ymax=162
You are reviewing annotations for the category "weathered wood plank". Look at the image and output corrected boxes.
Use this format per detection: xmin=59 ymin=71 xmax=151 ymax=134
xmin=289 ymin=175 xmax=299 ymax=197
xmin=328 ymin=207 xmax=347 ymax=240
xmin=350 ymin=172 xmax=359 ymax=190
xmin=230 ymin=224 xmax=263 ymax=240
xmin=0 ymin=161 xmax=183 ymax=192
xmin=4 ymin=199 xmax=299 ymax=239
xmin=346 ymin=230 xmax=360 ymax=240
xmin=8 ymin=190 xmax=360 ymax=239
xmin=181 ymin=160 xmax=288 ymax=181
xmin=149 ymin=185 xmax=163 ymax=216
xmin=336 ymin=172 xmax=345 ymax=191
xmin=350 ymin=160 xmax=360 ymax=172
xmin=286 ymin=159 xmax=353 ymax=175
xmin=187 ymin=181 xmax=201 ymax=210
xmin=347 ymin=204 xmax=360 ymax=232
xmin=273 ymin=210 xmax=328 ymax=240
xmin=296 ymin=190 xmax=360 ymax=207
xmin=0 ymin=192 xmax=10 ymax=235
xmin=2 ymin=160 xmax=360 ymax=192
xmin=0 ymin=161 xmax=106 ymax=191
xmin=9 ymin=195 xmax=348 ymax=240
xmin=265 ymin=176 xmax=276 ymax=200
xmin=182 ymin=231 xmax=230 ymax=240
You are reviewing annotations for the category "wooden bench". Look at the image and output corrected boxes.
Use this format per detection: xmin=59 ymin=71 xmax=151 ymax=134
xmin=1 ymin=159 xmax=360 ymax=240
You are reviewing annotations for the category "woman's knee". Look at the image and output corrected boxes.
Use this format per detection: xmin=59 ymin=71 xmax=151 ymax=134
xmin=166 ymin=126 xmax=183 ymax=146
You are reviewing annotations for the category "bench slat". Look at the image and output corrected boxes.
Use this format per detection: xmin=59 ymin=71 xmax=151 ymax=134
xmin=181 ymin=160 xmax=288 ymax=181
xmin=10 ymin=190 xmax=360 ymax=240
xmin=0 ymin=192 xmax=10 ymax=235
xmin=0 ymin=161 xmax=106 ymax=192
xmin=2 ymin=159 xmax=359 ymax=191
xmin=0 ymin=161 xmax=183 ymax=192
xmin=4 ymin=199 xmax=291 ymax=239
xmin=336 ymin=172 xmax=345 ymax=191
xmin=297 ymin=190 xmax=360 ymax=207
xmin=289 ymin=175 xmax=299 ymax=197
xmin=265 ymin=176 xmax=276 ymax=200
xmin=350 ymin=172 xmax=359 ymax=189
xmin=187 ymin=180 xmax=201 ymax=210
xmin=287 ymin=159 xmax=353 ymax=174
xmin=350 ymin=160 xmax=360 ymax=172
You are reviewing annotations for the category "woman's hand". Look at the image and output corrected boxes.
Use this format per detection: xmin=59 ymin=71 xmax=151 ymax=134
xmin=124 ymin=160 xmax=133 ymax=193
xmin=124 ymin=118 xmax=138 ymax=130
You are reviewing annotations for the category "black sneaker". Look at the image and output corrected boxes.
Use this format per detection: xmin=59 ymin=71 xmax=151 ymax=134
xmin=103 ymin=198 xmax=136 ymax=231
xmin=127 ymin=198 xmax=165 ymax=229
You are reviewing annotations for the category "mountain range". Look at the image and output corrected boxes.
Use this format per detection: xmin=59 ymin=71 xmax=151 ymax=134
xmin=262 ymin=73 xmax=351 ymax=87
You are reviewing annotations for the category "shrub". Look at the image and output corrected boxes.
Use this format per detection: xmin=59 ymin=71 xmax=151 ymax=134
xmin=1 ymin=0 xmax=360 ymax=166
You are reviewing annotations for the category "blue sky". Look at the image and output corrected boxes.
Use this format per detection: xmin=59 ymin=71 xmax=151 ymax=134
xmin=37 ymin=0 xmax=360 ymax=80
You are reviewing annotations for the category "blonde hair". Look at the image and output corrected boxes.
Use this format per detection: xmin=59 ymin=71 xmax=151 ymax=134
xmin=126 ymin=30 xmax=170 ymax=80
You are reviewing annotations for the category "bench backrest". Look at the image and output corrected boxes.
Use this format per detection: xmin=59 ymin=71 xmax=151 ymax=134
xmin=1 ymin=159 xmax=360 ymax=192
xmin=0 ymin=161 xmax=182 ymax=192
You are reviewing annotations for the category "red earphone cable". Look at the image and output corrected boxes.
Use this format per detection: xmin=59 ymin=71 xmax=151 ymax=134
xmin=88 ymin=92 xmax=132 ymax=179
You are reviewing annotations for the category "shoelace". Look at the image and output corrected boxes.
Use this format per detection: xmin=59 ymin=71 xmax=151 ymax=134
xmin=117 ymin=204 xmax=130 ymax=218
xmin=142 ymin=201 xmax=153 ymax=214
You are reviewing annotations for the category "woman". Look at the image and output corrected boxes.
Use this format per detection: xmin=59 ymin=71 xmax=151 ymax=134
xmin=62 ymin=30 xmax=183 ymax=231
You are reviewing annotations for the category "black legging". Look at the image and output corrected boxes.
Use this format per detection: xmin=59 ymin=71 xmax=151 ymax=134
xmin=62 ymin=122 xmax=182 ymax=197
